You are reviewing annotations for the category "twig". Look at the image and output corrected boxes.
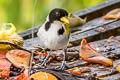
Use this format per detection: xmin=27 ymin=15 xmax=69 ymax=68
xmin=0 ymin=41 xmax=31 ymax=53
xmin=96 ymin=70 xmax=118 ymax=79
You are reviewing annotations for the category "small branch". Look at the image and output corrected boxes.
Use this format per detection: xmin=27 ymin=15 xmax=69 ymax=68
xmin=0 ymin=42 xmax=31 ymax=53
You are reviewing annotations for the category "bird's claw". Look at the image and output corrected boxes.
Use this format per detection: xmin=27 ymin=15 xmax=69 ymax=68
xmin=55 ymin=61 xmax=69 ymax=70
xmin=39 ymin=52 xmax=50 ymax=67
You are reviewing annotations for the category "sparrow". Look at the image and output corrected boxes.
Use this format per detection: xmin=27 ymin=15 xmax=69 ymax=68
xmin=37 ymin=8 xmax=70 ymax=69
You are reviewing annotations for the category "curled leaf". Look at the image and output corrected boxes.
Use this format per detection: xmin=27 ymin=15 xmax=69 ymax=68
xmin=30 ymin=72 xmax=58 ymax=80
xmin=79 ymin=39 xmax=113 ymax=66
xmin=68 ymin=13 xmax=86 ymax=28
xmin=102 ymin=8 xmax=120 ymax=20
xmin=0 ymin=23 xmax=16 ymax=40
xmin=7 ymin=23 xmax=16 ymax=35
xmin=6 ymin=49 xmax=31 ymax=68
xmin=0 ymin=23 xmax=23 ymax=50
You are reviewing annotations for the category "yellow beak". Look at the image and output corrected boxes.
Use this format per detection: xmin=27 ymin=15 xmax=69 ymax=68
xmin=60 ymin=17 xmax=69 ymax=24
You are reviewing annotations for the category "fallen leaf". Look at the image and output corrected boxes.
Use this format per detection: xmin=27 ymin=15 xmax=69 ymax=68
xmin=0 ymin=23 xmax=23 ymax=50
xmin=0 ymin=51 xmax=8 ymax=59
xmin=0 ymin=51 xmax=8 ymax=54
xmin=102 ymin=8 xmax=120 ymax=20
xmin=116 ymin=64 xmax=120 ymax=72
xmin=6 ymin=49 xmax=31 ymax=68
xmin=0 ymin=59 xmax=11 ymax=78
xmin=34 ymin=51 xmax=48 ymax=56
xmin=79 ymin=39 xmax=113 ymax=66
xmin=30 ymin=72 xmax=58 ymax=80
xmin=68 ymin=13 xmax=86 ymax=28
xmin=67 ymin=68 xmax=82 ymax=75
xmin=14 ymin=73 xmax=29 ymax=80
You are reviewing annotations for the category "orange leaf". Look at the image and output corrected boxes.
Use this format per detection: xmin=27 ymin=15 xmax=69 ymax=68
xmin=0 ymin=51 xmax=8 ymax=59
xmin=0 ymin=51 xmax=8 ymax=54
xmin=0 ymin=59 xmax=11 ymax=78
xmin=116 ymin=64 xmax=120 ymax=72
xmin=14 ymin=73 xmax=29 ymax=80
xmin=29 ymin=72 xmax=58 ymax=80
xmin=67 ymin=69 xmax=82 ymax=75
xmin=34 ymin=51 xmax=48 ymax=56
xmin=80 ymin=39 xmax=113 ymax=66
xmin=102 ymin=8 xmax=120 ymax=20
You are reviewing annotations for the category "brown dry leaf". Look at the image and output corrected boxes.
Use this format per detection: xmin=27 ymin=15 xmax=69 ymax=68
xmin=68 ymin=13 xmax=86 ymax=28
xmin=102 ymin=8 xmax=120 ymax=20
xmin=0 ymin=23 xmax=23 ymax=50
xmin=6 ymin=49 xmax=31 ymax=68
xmin=79 ymin=39 xmax=113 ymax=66
xmin=0 ymin=59 xmax=11 ymax=78
xmin=29 ymin=72 xmax=58 ymax=80
xmin=116 ymin=64 xmax=120 ymax=72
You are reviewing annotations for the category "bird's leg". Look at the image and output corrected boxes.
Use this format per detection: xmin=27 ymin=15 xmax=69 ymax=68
xmin=39 ymin=49 xmax=46 ymax=62
xmin=59 ymin=48 xmax=67 ymax=70
xmin=40 ymin=50 xmax=51 ymax=67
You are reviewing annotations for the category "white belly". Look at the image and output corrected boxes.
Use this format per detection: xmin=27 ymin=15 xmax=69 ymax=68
xmin=37 ymin=23 xmax=69 ymax=50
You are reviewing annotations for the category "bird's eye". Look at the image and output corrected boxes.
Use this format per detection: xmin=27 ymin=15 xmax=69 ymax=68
xmin=56 ymin=12 xmax=58 ymax=15
xmin=56 ymin=12 xmax=60 ymax=16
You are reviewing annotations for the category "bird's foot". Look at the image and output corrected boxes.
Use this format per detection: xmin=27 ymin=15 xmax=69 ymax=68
xmin=39 ymin=52 xmax=50 ymax=67
xmin=55 ymin=61 xmax=69 ymax=70
xmin=59 ymin=61 xmax=66 ymax=70
xmin=40 ymin=59 xmax=48 ymax=67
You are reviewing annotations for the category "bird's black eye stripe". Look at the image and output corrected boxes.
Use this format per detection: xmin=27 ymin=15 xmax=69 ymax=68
xmin=45 ymin=21 xmax=51 ymax=31
xmin=58 ymin=26 xmax=65 ymax=35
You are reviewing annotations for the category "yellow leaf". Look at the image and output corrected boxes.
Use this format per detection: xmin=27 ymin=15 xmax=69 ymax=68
xmin=0 ymin=23 xmax=23 ymax=50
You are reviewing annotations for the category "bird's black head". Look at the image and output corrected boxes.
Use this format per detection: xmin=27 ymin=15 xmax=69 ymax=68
xmin=48 ymin=8 xmax=68 ymax=22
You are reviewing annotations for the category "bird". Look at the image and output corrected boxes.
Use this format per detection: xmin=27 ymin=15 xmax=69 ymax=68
xmin=37 ymin=8 xmax=70 ymax=70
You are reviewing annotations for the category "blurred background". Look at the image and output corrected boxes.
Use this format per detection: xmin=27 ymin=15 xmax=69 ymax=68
xmin=0 ymin=0 xmax=105 ymax=32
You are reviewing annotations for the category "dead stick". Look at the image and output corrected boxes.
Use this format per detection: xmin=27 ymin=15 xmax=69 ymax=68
xmin=0 ymin=42 xmax=31 ymax=53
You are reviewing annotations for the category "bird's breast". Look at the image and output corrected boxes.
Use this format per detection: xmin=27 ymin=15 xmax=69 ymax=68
xmin=37 ymin=24 xmax=69 ymax=50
